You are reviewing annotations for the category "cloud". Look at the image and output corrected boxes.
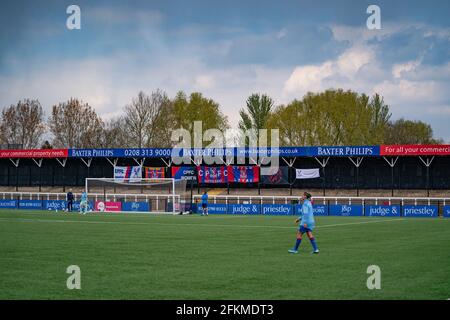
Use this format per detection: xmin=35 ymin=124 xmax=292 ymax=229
xmin=283 ymin=45 xmax=375 ymax=95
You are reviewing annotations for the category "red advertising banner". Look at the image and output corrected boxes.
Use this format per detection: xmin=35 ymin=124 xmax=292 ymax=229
xmin=0 ymin=149 xmax=68 ymax=158
xmin=94 ymin=201 xmax=122 ymax=212
xmin=380 ymin=145 xmax=450 ymax=156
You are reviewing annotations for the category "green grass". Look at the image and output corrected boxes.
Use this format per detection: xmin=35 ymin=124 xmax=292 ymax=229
xmin=0 ymin=209 xmax=449 ymax=300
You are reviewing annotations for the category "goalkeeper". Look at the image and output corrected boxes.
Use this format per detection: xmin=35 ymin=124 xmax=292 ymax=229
xmin=79 ymin=190 xmax=89 ymax=215
xmin=288 ymin=192 xmax=319 ymax=254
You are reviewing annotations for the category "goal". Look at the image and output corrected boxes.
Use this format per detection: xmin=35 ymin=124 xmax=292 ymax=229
xmin=85 ymin=178 xmax=188 ymax=214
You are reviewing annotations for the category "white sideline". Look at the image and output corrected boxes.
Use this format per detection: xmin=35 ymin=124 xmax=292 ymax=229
xmin=0 ymin=216 xmax=407 ymax=230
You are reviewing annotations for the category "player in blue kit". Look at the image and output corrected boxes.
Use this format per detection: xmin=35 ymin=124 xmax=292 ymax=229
xmin=201 ymin=191 xmax=208 ymax=216
xmin=289 ymin=192 xmax=319 ymax=254
xmin=79 ymin=190 xmax=89 ymax=215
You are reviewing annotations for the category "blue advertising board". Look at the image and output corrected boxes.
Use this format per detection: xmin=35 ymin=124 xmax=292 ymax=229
xmin=402 ymin=205 xmax=438 ymax=218
xmin=329 ymin=204 xmax=363 ymax=216
xmin=261 ymin=204 xmax=293 ymax=215
xmin=443 ymin=206 xmax=450 ymax=218
xmin=197 ymin=203 xmax=228 ymax=214
xmin=72 ymin=201 xmax=94 ymax=211
xmin=43 ymin=200 xmax=66 ymax=211
xmin=0 ymin=199 xmax=17 ymax=209
xmin=122 ymin=202 xmax=150 ymax=212
xmin=18 ymin=200 xmax=42 ymax=210
xmin=294 ymin=204 xmax=329 ymax=216
xmin=228 ymin=204 xmax=260 ymax=215
xmin=69 ymin=146 xmax=381 ymax=159
xmin=365 ymin=205 xmax=401 ymax=217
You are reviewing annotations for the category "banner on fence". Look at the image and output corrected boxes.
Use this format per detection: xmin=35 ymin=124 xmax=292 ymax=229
xmin=228 ymin=204 xmax=260 ymax=214
xmin=261 ymin=204 xmax=293 ymax=215
xmin=122 ymin=201 xmax=150 ymax=212
xmin=329 ymin=204 xmax=363 ymax=216
xmin=72 ymin=201 xmax=94 ymax=211
xmin=144 ymin=167 xmax=165 ymax=179
xmin=0 ymin=199 xmax=17 ymax=209
xmin=43 ymin=200 xmax=67 ymax=211
xmin=402 ymin=205 xmax=438 ymax=218
xmin=365 ymin=205 xmax=401 ymax=217
xmin=18 ymin=200 xmax=42 ymax=210
xmin=296 ymin=168 xmax=320 ymax=179
xmin=114 ymin=166 xmax=142 ymax=182
xmin=295 ymin=204 xmax=329 ymax=216
xmin=261 ymin=166 xmax=289 ymax=185
xmin=197 ymin=166 xmax=228 ymax=183
xmin=227 ymin=166 xmax=260 ymax=183
xmin=443 ymin=206 xmax=450 ymax=218
xmin=171 ymin=166 xmax=197 ymax=181
xmin=197 ymin=203 xmax=228 ymax=214
xmin=94 ymin=201 xmax=122 ymax=212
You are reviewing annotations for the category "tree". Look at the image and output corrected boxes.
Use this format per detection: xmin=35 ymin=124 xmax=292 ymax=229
xmin=367 ymin=93 xmax=391 ymax=144
xmin=267 ymin=89 xmax=393 ymax=146
xmin=266 ymin=100 xmax=310 ymax=146
xmin=123 ymin=90 xmax=173 ymax=148
xmin=101 ymin=117 xmax=137 ymax=148
xmin=384 ymin=119 xmax=443 ymax=144
xmin=238 ymin=94 xmax=274 ymax=144
xmin=0 ymin=99 xmax=46 ymax=149
xmin=172 ymin=91 xmax=229 ymax=147
xmin=48 ymin=98 xmax=104 ymax=148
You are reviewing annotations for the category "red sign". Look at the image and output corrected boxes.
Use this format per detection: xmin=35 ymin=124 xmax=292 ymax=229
xmin=94 ymin=201 xmax=122 ymax=212
xmin=0 ymin=149 xmax=68 ymax=158
xmin=381 ymin=145 xmax=450 ymax=156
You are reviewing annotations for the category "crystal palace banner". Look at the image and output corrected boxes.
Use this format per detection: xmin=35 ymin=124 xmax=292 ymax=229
xmin=227 ymin=166 xmax=260 ymax=183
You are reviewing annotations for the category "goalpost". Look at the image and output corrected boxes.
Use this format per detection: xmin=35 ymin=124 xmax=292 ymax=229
xmin=85 ymin=178 xmax=188 ymax=214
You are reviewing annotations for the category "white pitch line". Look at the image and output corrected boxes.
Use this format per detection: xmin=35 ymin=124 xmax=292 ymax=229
xmin=0 ymin=216 xmax=406 ymax=230
xmin=316 ymin=218 xmax=406 ymax=229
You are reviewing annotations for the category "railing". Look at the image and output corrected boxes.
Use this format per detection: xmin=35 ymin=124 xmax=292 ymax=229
xmin=193 ymin=194 xmax=450 ymax=206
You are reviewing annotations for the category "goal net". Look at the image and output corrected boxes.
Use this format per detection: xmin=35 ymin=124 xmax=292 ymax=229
xmin=85 ymin=178 xmax=188 ymax=214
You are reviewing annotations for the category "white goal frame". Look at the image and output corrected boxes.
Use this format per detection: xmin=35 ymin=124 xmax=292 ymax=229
xmin=85 ymin=177 xmax=179 ymax=213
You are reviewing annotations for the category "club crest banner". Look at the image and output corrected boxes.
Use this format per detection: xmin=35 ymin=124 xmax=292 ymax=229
xmin=197 ymin=166 xmax=228 ymax=183
xmin=261 ymin=166 xmax=289 ymax=184
xmin=171 ymin=166 xmax=197 ymax=181
xmin=144 ymin=167 xmax=165 ymax=178
xmin=296 ymin=168 xmax=320 ymax=179
xmin=227 ymin=166 xmax=260 ymax=183
xmin=114 ymin=166 xmax=142 ymax=182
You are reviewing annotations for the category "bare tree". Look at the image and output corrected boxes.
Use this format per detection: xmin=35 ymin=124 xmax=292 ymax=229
xmin=101 ymin=117 xmax=133 ymax=148
xmin=123 ymin=90 xmax=174 ymax=148
xmin=48 ymin=98 xmax=104 ymax=148
xmin=0 ymin=99 xmax=46 ymax=149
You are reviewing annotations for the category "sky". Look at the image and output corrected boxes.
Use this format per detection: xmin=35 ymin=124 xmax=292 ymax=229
xmin=0 ymin=0 xmax=449 ymax=142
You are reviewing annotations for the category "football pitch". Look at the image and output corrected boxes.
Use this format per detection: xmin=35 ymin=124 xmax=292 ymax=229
xmin=0 ymin=210 xmax=449 ymax=300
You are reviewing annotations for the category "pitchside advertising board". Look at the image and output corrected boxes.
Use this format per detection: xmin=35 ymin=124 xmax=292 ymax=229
xmin=329 ymin=204 xmax=364 ymax=216
xmin=294 ymin=204 xmax=329 ymax=216
xmin=402 ymin=205 xmax=438 ymax=218
xmin=18 ymin=200 xmax=43 ymax=210
xmin=443 ymin=206 xmax=450 ymax=218
xmin=122 ymin=201 xmax=150 ymax=212
xmin=0 ymin=199 xmax=17 ymax=209
xmin=196 ymin=203 xmax=328 ymax=215
xmin=364 ymin=205 xmax=401 ymax=217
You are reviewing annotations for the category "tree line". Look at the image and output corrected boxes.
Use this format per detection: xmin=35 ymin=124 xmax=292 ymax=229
xmin=0 ymin=88 xmax=444 ymax=149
